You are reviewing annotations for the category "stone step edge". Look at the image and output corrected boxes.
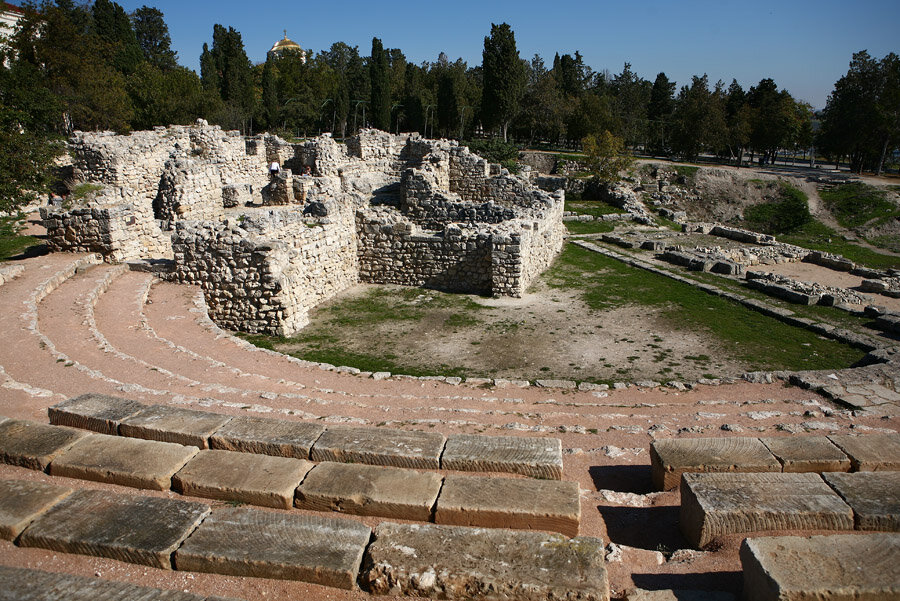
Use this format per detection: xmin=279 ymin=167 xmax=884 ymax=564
xmin=47 ymin=402 xmax=564 ymax=480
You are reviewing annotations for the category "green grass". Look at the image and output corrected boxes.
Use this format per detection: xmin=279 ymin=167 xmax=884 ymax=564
xmin=0 ymin=216 xmax=41 ymax=261
xmin=564 ymin=220 xmax=616 ymax=235
xmin=565 ymin=200 xmax=626 ymax=217
xmin=820 ymin=182 xmax=900 ymax=229
xmin=545 ymin=245 xmax=865 ymax=372
xmin=674 ymin=165 xmax=699 ymax=180
xmin=779 ymin=220 xmax=900 ymax=270
xmin=744 ymin=182 xmax=811 ymax=235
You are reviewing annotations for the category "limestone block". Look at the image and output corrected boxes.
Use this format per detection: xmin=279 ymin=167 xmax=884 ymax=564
xmin=295 ymin=461 xmax=442 ymax=521
xmin=0 ymin=480 xmax=74 ymax=540
xmin=18 ymin=489 xmax=210 ymax=569
xmin=119 ymin=405 xmax=232 ymax=448
xmin=434 ymin=474 xmax=580 ymax=537
xmin=0 ymin=565 xmax=206 ymax=601
xmin=175 ymin=506 xmax=371 ymax=589
xmin=209 ymin=415 xmax=324 ymax=459
xmin=48 ymin=393 xmax=146 ymax=435
xmin=828 ymin=433 xmax=900 ymax=471
xmin=626 ymin=591 xmax=735 ymax=601
xmin=740 ymin=533 xmax=900 ymax=601
xmin=310 ymin=425 xmax=445 ymax=469
xmin=49 ymin=433 xmax=198 ymax=490
xmin=680 ymin=472 xmax=853 ymax=548
xmin=823 ymin=471 xmax=900 ymax=531
xmin=361 ymin=522 xmax=609 ymax=600
xmin=0 ymin=419 xmax=91 ymax=471
xmin=650 ymin=437 xmax=781 ymax=490
xmin=441 ymin=434 xmax=563 ymax=480
xmin=173 ymin=449 xmax=313 ymax=509
xmin=759 ymin=435 xmax=851 ymax=473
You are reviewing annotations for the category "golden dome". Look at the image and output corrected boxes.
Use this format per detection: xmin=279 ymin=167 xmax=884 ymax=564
xmin=270 ymin=30 xmax=302 ymax=55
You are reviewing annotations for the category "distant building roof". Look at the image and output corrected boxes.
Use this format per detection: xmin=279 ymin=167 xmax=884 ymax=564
xmin=268 ymin=30 xmax=305 ymax=61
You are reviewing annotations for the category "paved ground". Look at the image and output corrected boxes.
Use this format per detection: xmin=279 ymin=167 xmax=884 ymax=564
xmin=0 ymin=250 xmax=898 ymax=599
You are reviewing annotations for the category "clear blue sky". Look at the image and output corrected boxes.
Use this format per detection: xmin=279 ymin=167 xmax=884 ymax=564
xmin=106 ymin=0 xmax=899 ymax=109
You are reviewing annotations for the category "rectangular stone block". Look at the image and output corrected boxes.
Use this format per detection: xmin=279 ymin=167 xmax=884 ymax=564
xmin=680 ymin=472 xmax=854 ymax=548
xmin=49 ymin=433 xmax=199 ymax=490
xmin=18 ymin=488 xmax=210 ymax=569
xmin=759 ymin=435 xmax=851 ymax=473
xmin=310 ymin=425 xmax=445 ymax=469
xmin=295 ymin=461 xmax=442 ymax=521
xmin=175 ymin=506 xmax=371 ymax=589
xmin=0 ymin=479 xmax=74 ymax=540
xmin=0 ymin=419 xmax=91 ymax=471
xmin=651 ymin=437 xmax=782 ymax=490
xmin=434 ymin=474 xmax=580 ymax=536
xmin=119 ymin=405 xmax=232 ymax=448
xmin=441 ymin=434 xmax=563 ymax=480
xmin=828 ymin=433 xmax=900 ymax=471
xmin=173 ymin=449 xmax=312 ymax=509
xmin=209 ymin=415 xmax=324 ymax=459
xmin=0 ymin=565 xmax=206 ymax=601
xmin=740 ymin=533 xmax=900 ymax=601
xmin=361 ymin=522 xmax=609 ymax=600
xmin=48 ymin=393 xmax=146 ymax=435
xmin=823 ymin=471 xmax=900 ymax=531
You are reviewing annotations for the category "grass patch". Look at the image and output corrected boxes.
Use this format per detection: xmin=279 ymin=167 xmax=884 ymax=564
xmin=744 ymin=182 xmax=811 ymax=235
xmin=674 ymin=165 xmax=699 ymax=180
xmin=820 ymin=182 xmax=900 ymax=229
xmin=545 ymin=245 xmax=865 ymax=372
xmin=0 ymin=215 xmax=41 ymax=261
xmin=565 ymin=200 xmax=626 ymax=217
xmin=779 ymin=220 xmax=900 ymax=270
xmin=565 ymin=220 xmax=616 ymax=235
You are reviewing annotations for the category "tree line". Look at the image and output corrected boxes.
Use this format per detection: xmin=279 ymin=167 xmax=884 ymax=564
xmin=1 ymin=1 xmax=898 ymax=211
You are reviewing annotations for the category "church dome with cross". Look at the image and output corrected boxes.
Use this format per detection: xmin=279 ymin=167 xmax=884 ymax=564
xmin=268 ymin=30 xmax=305 ymax=61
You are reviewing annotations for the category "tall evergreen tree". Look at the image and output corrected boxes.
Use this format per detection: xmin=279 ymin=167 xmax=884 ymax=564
xmin=481 ymin=22 xmax=525 ymax=141
xmin=92 ymin=0 xmax=143 ymax=75
xmin=131 ymin=6 xmax=177 ymax=71
xmin=199 ymin=25 xmax=256 ymax=132
xmin=647 ymin=72 xmax=675 ymax=155
xmin=369 ymin=37 xmax=390 ymax=131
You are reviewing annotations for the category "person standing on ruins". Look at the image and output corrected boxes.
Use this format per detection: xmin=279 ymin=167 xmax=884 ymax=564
xmin=269 ymin=161 xmax=281 ymax=178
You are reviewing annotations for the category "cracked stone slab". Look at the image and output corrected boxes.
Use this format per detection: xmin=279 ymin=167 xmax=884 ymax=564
xmin=625 ymin=590 xmax=735 ymax=601
xmin=740 ymin=533 xmax=900 ymax=601
xmin=361 ymin=522 xmax=609 ymax=600
xmin=0 ymin=480 xmax=74 ymax=540
xmin=18 ymin=488 xmax=210 ymax=569
xmin=680 ymin=472 xmax=853 ymax=548
xmin=823 ymin=471 xmax=900 ymax=531
xmin=0 ymin=419 xmax=91 ymax=471
xmin=441 ymin=434 xmax=563 ymax=480
xmin=759 ymin=435 xmax=851 ymax=473
xmin=827 ymin=433 xmax=900 ymax=471
xmin=48 ymin=393 xmax=146 ymax=435
xmin=0 ymin=565 xmax=206 ymax=601
xmin=651 ymin=437 xmax=781 ymax=490
xmin=295 ymin=461 xmax=442 ymax=521
xmin=209 ymin=415 xmax=325 ymax=459
xmin=49 ymin=433 xmax=199 ymax=490
xmin=309 ymin=425 xmax=445 ymax=469
xmin=175 ymin=506 xmax=371 ymax=589
xmin=119 ymin=405 xmax=232 ymax=449
xmin=173 ymin=449 xmax=312 ymax=509
xmin=434 ymin=474 xmax=580 ymax=537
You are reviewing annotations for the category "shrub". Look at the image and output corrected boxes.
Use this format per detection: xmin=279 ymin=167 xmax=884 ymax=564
xmin=744 ymin=182 xmax=811 ymax=235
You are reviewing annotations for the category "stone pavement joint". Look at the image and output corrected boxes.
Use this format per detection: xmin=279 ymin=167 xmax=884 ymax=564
xmin=434 ymin=474 xmax=580 ymax=537
xmin=209 ymin=415 xmax=325 ymax=459
xmin=0 ymin=419 xmax=91 ymax=471
xmin=175 ymin=506 xmax=371 ymax=590
xmin=679 ymin=472 xmax=854 ymax=548
xmin=440 ymin=433 xmax=563 ymax=480
xmin=651 ymin=436 xmax=781 ymax=490
xmin=18 ymin=488 xmax=211 ymax=569
xmin=294 ymin=461 xmax=442 ymax=521
xmin=740 ymin=533 xmax=900 ymax=601
xmin=173 ymin=449 xmax=313 ymax=509
xmin=0 ymin=480 xmax=74 ymax=541
xmin=119 ymin=405 xmax=233 ymax=449
xmin=361 ymin=522 xmax=609 ymax=600
xmin=823 ymin=471 xmax=900 ymax=531
xmin=48 ymin=393 xmax=147 ymax=435
xmin=309 ymin=425 xmax=446 ymax=469
xmin=759 ymin=435 xmax=850 ymax=473
xmin=827 ymin=433 xmax=900 ymax=471
xmin=49 ymin=433 xmax=199 ymax=490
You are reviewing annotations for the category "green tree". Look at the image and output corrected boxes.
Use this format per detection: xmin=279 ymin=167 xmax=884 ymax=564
xmin=92 ymin=0 xmax=143 ymax=75
xmin=582 ymin=131 xmax=633 ymax=183
xmin=670 ymin=75 xmax=713 ymax=160
xmin=481 ymin=22 xmax=525 ymax=141
xmin=647 ymin=72 xmax=675 ymax=155
xmin=131 ymin=6 xmax=177 ymax=71
xmin=260 ymin=57 xmax=278 ymax=131
xmin=126 ymin=64 xmax=210 ymax=129
xmin=200 ymin=25 xmax=256 ymax=132
xmin=369 ymin=37 xmax=390 ymax=131
xmin=612 ymin=63 xmax=651 ymax=147
xmin=520 ymin=54 xmax=565 ymax=145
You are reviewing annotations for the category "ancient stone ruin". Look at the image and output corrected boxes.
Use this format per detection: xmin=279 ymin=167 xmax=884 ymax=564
xmin=41 ymin=121 xmax=565 ymax=335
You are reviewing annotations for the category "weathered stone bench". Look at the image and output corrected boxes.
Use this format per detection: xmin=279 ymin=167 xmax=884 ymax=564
xmin=651 ymin=437 xmax=782 ymax=490
xmin=823 ymin=471 xmax=900 ymax=531
xmin=740 ymin=533 xmax=900 ymax=601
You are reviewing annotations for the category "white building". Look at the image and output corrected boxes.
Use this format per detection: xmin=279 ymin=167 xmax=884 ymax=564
xmin=0 ymin=1 xmax=24 ymax=40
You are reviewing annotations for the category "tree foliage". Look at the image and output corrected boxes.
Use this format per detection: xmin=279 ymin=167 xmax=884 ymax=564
xmin=369 ymin=37 xmax=390 ymax=131
xmin=481 ymin=22 xmax=525 ymax=141
xmin=132 ymin=6 xmax=178 ymax=71
xmin=582 ymin=131 xmax=632 ymax=183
